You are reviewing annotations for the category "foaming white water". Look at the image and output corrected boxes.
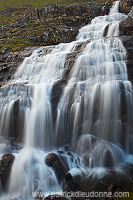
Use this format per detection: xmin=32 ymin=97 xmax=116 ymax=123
xmin=0 ymin=1 xmax=133 ymax=199
xmin=0 ymin=42 xmax=78 ymax=147
xmin=77 ymin=1 xmax=127 ymax=40
xmin=8 ymin=149 xmax=60 ymax=199
xmin=56 ymin=37 xmax=133 ymax=159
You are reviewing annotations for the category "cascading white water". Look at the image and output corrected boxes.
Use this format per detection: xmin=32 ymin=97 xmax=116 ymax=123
xmin=0 ymin=1 xmax=133 ymax=200
xmin=55 ymin=1 xmax=132 ymax=158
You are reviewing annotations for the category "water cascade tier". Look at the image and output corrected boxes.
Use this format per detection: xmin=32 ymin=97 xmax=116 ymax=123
xmin=0 ymin=1 xmax=133 ymax=200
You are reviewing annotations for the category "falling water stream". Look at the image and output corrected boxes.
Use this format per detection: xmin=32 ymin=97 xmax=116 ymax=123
xmin=0 ymin=1 xmax=133 ymax=199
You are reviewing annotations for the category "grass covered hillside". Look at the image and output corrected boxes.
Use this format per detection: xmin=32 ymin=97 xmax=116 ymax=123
xmin=0 ymin=0 xmax=115 ymax=52
xmin=0 ymin=0 xmax=115 ymax=9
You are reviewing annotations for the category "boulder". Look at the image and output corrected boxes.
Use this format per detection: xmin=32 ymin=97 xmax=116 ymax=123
xmin=101 ymin=4 xmax=110 ymax=15
xmin=119 ymin=0 xmax=133 ymax=14
xmin=45 ymin=153 xmax=69 ymax=182
xmin=120 ymin=18 xmax=133 ymax=36
xmin=60 ymin=168 xmax=133 ymax=200
xmin=0 ymin=154 xmax=15 ymax=189
xmin=0 ymin=48 xmax=34 ymax=88
xmin=121 ymin=36 xmax=133 ymax=84
xmin=63 ymin=173 xmax=81 ymax=192
xmin=102 ymin=149 xmax=115 ymax=168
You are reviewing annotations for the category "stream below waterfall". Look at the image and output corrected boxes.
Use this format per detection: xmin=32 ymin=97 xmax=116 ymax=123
xmin=0 ymin=1 xmax=133 ymax=200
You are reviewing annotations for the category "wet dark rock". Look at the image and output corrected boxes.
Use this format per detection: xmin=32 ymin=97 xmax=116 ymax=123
xmin=120 ymin=18 xmax=133 ymax=36
xmin=75 ymin=169 xmax=133 ymax=193
xmin=103 ymin=149 xmax=115 ymax=168
xmin=119 ymin=0 xmax=133 ymax=14
xmin=121 ymin=36 xmax=133 ymax=84
xmin=101 ymin=4 xmax=110 ymax=15
xmin=0 ymin=154 xmax=15 ymax=189
xmin=0 ymin=154 xmax=15 ymax=177
xmin=108 ymin=170 xmax=116 ymax=175
xmin=8 ymin=138 xmax=23 ymax=151
xmin=0 ymin=47 xmax=35 ymax=87
xmin=29 ymin=27 xmax=79 ymax=45
xmin=10 ymin=139 xmax=21 ymax=147
xmin=45 ymin=153 xmax=69 ymax=182
xmin=63 ymin=173 xmax=81 ymax=192
xmin=51 ymin=79 xmax=66 ymax=123
xmin=51 ymin=41 xmax=88 ymax=124
xmin=57 ymin=150 xmax=64 ymax=154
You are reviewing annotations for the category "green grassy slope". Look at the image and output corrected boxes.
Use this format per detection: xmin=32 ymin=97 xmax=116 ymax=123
xmin=0 ymin=0 xmax=114 ymax=9
xmin=0 ymin=0 xmax=115 ymax=52
xmin=0 ymin=0 xmax=88 ymax=10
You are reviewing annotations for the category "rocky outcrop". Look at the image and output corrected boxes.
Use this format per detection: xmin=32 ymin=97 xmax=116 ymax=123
xmin=119 ymin=0 xmax=133 ymax=14
xmin=101 ymin=4 xmax=110 ymax=15
xmin=45 ymin=153 xmax=69 ymax=182
xmin=0 ymin=154 xmax=15 ymax=189
xmin=0 ymin=47 xmax=35 ymax=87
xmin=51 ymin=40 xmax=88 ymax=123
xmin=119 ymin=0 xmax=133 ymax=84
xmin=29 ymin=27 xmax=78 ymax=45
xmin=121 ymin=36 xmax=133 ymax=84
xmin=119 ymin=0 xmax=133 ymax=36
xmin=63 ymin=173 xmax=81 ymax=193
xmin=16 ymin=3 xmax=102 ymax=46
xmin=63 ymin=169 xmax=133 ymax=197
xmin=25 ymin=3 xmax=102 ymax=23
xmin=120 ymin=18 xmax=133 ymax=36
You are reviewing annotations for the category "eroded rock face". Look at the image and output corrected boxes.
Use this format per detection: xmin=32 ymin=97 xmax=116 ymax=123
xmin=0 ymin=154 xmax=15 ymax=189
xmin=64 ymin=169 xmax=133 ymax=195
xmin=121 ymin=36 xmax=133 ymax=84
xmin=29 ymin=27 xmax=79 ymax=46
xmin=0 ymin=48 xmax=34 ymax=87
xmin=120 ymin=18 xmax=133 ymax=36
xmin=28 ymin=3 xmax=102 ymax=23
xmin=119 ymin=0 xmax=133 ymax=14
xmin=45 ymin=153 xmax=69 ymax=182
xmin=63 ymin=173 xmax=81 ymax=192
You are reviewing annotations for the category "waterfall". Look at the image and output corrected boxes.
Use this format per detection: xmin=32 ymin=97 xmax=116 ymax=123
xmin=0 ymin=1 xmax=133 ymax=199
